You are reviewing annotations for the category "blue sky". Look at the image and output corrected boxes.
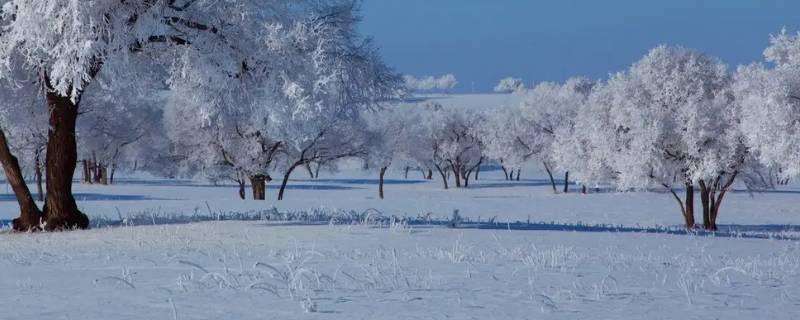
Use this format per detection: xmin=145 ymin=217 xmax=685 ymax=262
xmin=360 ymin=0 xmax=800 ymax=93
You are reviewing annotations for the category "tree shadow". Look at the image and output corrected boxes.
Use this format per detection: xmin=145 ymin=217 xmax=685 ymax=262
xmin=436 ymin=221 xmax=800 ymax=241
xmin=295 ymin=178 xmax=427 ymax=185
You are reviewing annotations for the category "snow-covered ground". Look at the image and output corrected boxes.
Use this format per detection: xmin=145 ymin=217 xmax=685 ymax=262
xmin=2 ymin=168 xmax=800 ymax=319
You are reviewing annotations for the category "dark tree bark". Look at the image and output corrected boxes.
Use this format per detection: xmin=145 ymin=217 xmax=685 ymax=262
xmin=684 ymin=183 xmax=695 ymax=228
xmin=34 ymin=150 xmax=44 ymax=202
xmin=582 ymin=185 xmax=587 ymax=194
xmin=543 ymin=162 xmax=557 ymax=193
xmin=698 ymin=174 xmax=737 ymax=231
xmin=434 ymin=165 xmax=449 ymax=189
xmin=426 ymin=169 xmax=433 ymax=180
xmin=699 ymin=179 xmax=710 ymax=229
xmin=82 ymin=159 xmax=91 ymax=184
xmin=100 ymin=165 xmax=108 ymax=185
xmin=278 ymin=163 xmax=302 ymax=200
xmin=450 ymin=161 xmax=462 ymax=188
xmin=305 ymin=163 xmax=314 ymax=179
xmin=663 ymin=181 xmax=695 ymax=229
xmin=515 ymin=169 xmax=521 ymax=181
xmin=404 ymin=166 xmax=409 ymax=179
xmin=250 ymin=174 xmax=267 ymax=200
xmin=378 ymin=166 xmax=388 ymax=199
xmin=236 ymin=178 xmax=246 ymax=200
xmin=563 ymin=171 xmax=569 ymax=194
xmin=109 ymin=165 xmax=115 ymax=185
xmin=501 ymin=166 xmax=509 ymax=180
xmin=41 ymin=92 xmax=89 ymax=231
xmin=0 ymin=129 xmax=43 ymax=231
xmin=474 ymin=163 xmax=480 ymax=180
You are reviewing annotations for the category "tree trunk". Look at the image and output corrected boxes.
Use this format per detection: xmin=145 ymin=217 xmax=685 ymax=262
xmin=563 ymin=171 xmax=569 ymax=193
xmin=426 ymin=169 xmax=433 ymax=180
xmin=543 ymin=162 xmax=557 ymax=193
xmin=314 ymin=163 xmax=321 ymax=179
xmin=501 ymin=166 xmax=509 ymax=180
xmin=699 ymin=179 xmax=711 ymax=229
xmin=451 ymin=162 xmax=462 ymax=188
xmin=100 ymin=165 xmax=108 ymax=185
xmin=474 ymin=164 xmax=480 ymax=180
xmin=582 ymin=185 xmax=587 ymax=194
xmin=515 ymin=169 xmax=521 ymax=181
xmin=404 ymin=166 xmax=409 ymax=179
xmin=0 ymin=129 xmax=43 ymax=231
xmin=237 ymin=178 xmax=246 ymax=200
xmin=109 ymin=165 xmax=115 ymax=185
xmin=41 ymin=92 xmax=89 ymax=231
xmin=250 ymin=174 xmax=266 ymax=200
xmin=278 ymin=163 xmax=301 ymax=200
xmin=35 ymin=150 xmax=44 ymax=202
xmin=305 ymin=163 xmax=314 ymax=179
xmin=684 ymin=183 xmax=695 ymax=229
xmin=435 ymin=165 xmax=449 ymax=189
xmin=379 ymin=167 xmax=387 ymax=199
xmin=81 ymin=159 xmax=91 ymax=184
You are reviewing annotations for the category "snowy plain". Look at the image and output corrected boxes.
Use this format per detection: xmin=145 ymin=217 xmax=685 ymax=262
xmin=1 ymin=166 xmax=800 ymax=319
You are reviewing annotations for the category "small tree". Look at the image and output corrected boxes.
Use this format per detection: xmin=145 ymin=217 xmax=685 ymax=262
xmin=494 ymin=77 xmax=526 ymax=93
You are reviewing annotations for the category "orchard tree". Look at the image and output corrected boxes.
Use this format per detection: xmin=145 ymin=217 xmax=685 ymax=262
xmin=362 ymin=108 xmax=408 ymax=199
xmin=476 ymin=107 xmax=528 ymax=181
xmin=591 ymin=45 xmax=743 ymax=230
xmin=517 ymin=78 xmax=595 ymax=193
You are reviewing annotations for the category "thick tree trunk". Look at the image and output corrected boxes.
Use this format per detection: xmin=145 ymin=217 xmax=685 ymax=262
xmin=278 ymin=164 xmax=300 ymax=200
xmin=41 ymin=92 xmax=89 ymax=231
xmin=0 ymin=129 xmax=43 ymax=231
xmin=81 ymin=159 xmax=91 ymax=184
xmin=250 ymin=174 xmax=267 ymax=200
xmin=582 ymin=185 xmax=587 ymax=194
xmin=451 ymin=162 xmax=462 ymax=188
xmin=250 ymin=174 xmax=272 ymax=200
xmin=699 ymin=179 xmax=711 ymax=229
xmin=563 ymin=171 xmax=569 ymax=193
xmin=100 ymin=165 xmax=108 ymax=185
xmin=379 ymin=166 xmax=387 ymax=199
xmin=35 ymin=151 xmax=44 ymax=202
xmin=543 ymin=162 xmax=557 ymax=193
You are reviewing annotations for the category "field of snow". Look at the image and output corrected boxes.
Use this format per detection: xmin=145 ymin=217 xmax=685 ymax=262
xmin=2 ymin=167 xmax=800 ymax=319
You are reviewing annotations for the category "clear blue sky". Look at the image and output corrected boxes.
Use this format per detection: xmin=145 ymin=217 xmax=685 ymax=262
xmin=360 ymin=0 xmax=800 ymax=93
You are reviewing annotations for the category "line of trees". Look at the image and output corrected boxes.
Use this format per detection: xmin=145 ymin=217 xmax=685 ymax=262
xmin=2 ymin=0 xmax=800 ymax=232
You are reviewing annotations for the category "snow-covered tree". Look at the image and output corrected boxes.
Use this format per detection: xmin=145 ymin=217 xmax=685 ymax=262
xmin=404 ymin=74 xmax=458 ymax=93
xmin=590 ymin=45 xmax=743 ymax=229
xmin=475 ymin=107 xmax=528 ymax=181
xmin=494 ymin=77 xmax=526 ymax=93
xmin=736 ymin=30 xmax=800 ymax=182
xmin=516 ymin=77 xmax=595 ymax=193
xmin=406 ymin=103 xmax=483 ymax=189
